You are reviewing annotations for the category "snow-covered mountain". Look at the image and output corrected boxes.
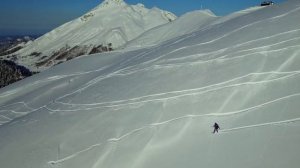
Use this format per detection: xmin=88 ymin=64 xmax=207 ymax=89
xmin=1 ymin=0 xmax=300 ymax=168
xmin=126 ymin=9 xmax=218 ymax=48
xmin=8 ymin=0 xmax=176 ymax=71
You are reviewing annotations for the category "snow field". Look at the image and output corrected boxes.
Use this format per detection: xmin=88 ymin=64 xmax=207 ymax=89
xmin=1 ymin=1 xmax=300 ymax=168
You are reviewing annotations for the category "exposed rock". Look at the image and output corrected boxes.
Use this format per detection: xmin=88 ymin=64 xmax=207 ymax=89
xmin=0 ymin=45 xmax=23 ymax=56
xmin=89 ymin=44 xmax=113 ymax=55
xmin=35 ymin=44 xmax=113 ymax=68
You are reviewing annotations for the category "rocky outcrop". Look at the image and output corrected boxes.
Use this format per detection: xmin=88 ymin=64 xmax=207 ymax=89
xmin=35 ymin=44 xmax=113 ymax=68
xmin=0 ymin=36 xmax=34 ymax=57
xmin=0 ymin=45 xmax=23 ymax=56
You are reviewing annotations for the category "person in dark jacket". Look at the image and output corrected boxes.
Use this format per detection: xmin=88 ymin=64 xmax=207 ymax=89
xmin=213 ymin=122 xmax=220 ymax=133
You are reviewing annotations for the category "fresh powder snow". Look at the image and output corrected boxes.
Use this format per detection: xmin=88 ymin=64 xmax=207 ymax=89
xmin=0 ymin=0 xmax=300 ymax=168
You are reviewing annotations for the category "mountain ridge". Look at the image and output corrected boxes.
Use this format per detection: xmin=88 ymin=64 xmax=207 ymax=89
xmin=2 ymin=0 xmax=176 ymax=71
xmin=100 ymin=0 xmax=126 ymax=7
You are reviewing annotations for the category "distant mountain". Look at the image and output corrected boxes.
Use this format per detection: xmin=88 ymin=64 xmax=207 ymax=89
xmin=0 ymin=35 xmax=37 ymax=56
xmin=6 ymin=0 xmax=176 ymax=71
xmin=0 ymin=35 xmax=39 ymax=42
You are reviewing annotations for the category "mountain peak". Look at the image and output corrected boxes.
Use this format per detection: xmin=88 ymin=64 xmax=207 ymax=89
xmin=100 ymin=0 xmax=126 ymax=7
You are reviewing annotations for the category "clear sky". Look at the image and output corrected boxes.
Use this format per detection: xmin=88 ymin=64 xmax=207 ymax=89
xmin=0 ymin=0 xmax=286 ymax=36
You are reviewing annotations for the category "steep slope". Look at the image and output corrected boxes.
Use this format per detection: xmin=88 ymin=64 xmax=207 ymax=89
xmin=1 ymin=0 xmax=300 ymax=168
xmin=126 ymin=6 xmax=267 ymax=49
xmin=11 ymin=0 xmax=176 ymax=71
xmin=126 ymin=9 xmax=218 ymax=48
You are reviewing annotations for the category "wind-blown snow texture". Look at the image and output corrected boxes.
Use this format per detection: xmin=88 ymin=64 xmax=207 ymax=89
xmin=1 ymin=0 xmax=300 ymax=168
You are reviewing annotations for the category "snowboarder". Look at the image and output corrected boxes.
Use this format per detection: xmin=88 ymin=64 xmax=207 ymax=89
xmin=213 ymin=122 xmax=220 ymax=133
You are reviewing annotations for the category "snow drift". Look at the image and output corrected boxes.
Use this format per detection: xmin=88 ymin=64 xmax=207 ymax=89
xmin=1 ymin=0 xmax=300 ymax=168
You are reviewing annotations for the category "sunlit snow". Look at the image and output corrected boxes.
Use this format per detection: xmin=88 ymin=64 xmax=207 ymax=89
xmin=1 ymin=0 xmax=300 ymax=168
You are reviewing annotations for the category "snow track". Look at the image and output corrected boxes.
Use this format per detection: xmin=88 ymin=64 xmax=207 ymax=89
xmin=1 ymin=1 xmax=300 ymax=168
xmin=47 ymin=91 xmax=300 ymax=165
xmin=48 ymin=71 xmax=299 ymax=110
xmin=221 ymin=117 xmax=300 ymax=133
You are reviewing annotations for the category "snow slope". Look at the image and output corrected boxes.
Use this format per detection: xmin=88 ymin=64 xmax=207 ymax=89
xmin=12 ymin=0 xmax=176 ymax=71
xmin=1 ymin=0 xmax=300 ymax=168
xmin=126 ymin=9 xmax=218 ymax=48
xmin=126 ymin=6 xmax=267 ymax=49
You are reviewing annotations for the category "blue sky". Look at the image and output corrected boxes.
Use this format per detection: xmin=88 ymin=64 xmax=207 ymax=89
xmin=0 ymin=0 xmax=286 ymax=36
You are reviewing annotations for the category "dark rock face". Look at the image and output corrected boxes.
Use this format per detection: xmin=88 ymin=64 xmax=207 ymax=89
xmin=0 ymin=35 xmax=36 ymax=57
xmin=0 ymin=60 xmax=33 ymax=88
xmin=261 ymin=1 xmax=274 ymax=6
xmin=89 ymin=43 xmax=113 ymax=55
xmin=0 ymin=45 xmax=23 ymax=56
